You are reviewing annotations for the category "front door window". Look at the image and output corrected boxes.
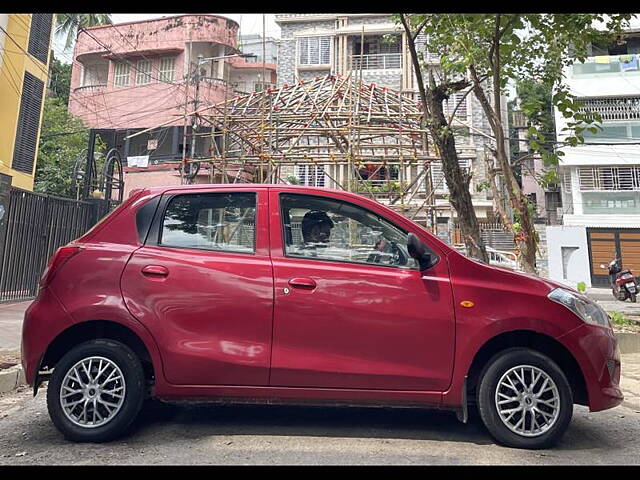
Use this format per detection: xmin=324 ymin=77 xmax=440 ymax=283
xmin=280 ymin=193 xmax=419 ymax=269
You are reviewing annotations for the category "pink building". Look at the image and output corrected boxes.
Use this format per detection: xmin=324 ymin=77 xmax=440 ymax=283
xmin=68 ymin=14 xmax=276 ymax=196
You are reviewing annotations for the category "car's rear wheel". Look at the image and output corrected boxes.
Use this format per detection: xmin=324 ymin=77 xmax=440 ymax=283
xmin=46 ymin=339 xmax=145 ymax=442
xmin=477 ymin=348 xmax=573 ymax=449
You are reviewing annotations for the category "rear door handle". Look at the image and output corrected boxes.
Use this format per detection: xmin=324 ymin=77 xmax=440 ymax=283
xmin=141 ymin=265 xmax=169 ymax=277
xmin=288 ymin=277 xmax=316 ymax=289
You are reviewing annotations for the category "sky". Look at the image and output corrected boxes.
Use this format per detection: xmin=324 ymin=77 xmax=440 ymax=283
xmin=53 ymin=13 xmax=281 ymax=62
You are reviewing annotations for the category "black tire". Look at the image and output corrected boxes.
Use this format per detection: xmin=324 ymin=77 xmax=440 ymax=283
xmin=630 ymin=294 xmax=637 ymax=303
xmin=46 ymin=339 xmax=145 ymax=443
xmin=477 ymin=348 xmax=573 ymax=449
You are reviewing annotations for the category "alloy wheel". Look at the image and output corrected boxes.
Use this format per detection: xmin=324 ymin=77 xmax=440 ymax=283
xmin=59 ymin=356 xmax=126 ymax=428
xmin=494 ymin=365 xmax=561 ymax=437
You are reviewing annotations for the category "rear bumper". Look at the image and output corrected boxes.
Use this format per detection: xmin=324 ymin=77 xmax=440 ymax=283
xmin=21 ymin=287 xmax=73 ymax=386
xmin=558 ymin=323 xmax=623 ymax=412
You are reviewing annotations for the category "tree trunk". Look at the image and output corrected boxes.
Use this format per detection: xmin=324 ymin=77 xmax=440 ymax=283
xmin=426 ymin=73 xmax=489 ymax=263
xmin=468 ymin=44 xmax=538 ymax=273
xmin=399 ymin=15 xmax=489 ymax=264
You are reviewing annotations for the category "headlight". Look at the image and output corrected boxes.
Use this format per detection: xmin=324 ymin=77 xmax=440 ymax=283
xmin=548 ymin=288 xmax=611 ymax=328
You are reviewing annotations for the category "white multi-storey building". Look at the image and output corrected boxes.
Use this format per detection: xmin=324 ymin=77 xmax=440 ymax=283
xmin=275 ymin=13 xmax=507 ymax=243
xmin=548 ymin=20 xmax=640 ymax=287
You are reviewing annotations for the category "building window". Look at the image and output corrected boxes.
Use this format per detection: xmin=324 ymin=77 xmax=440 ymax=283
xmin=114 ymin=62 xmax=130 ymax=87
xmin=443 ymin=92 xmax=469 ymax=122
xmin=159 ymin=57 xmax=175 ymax=82
xmin=136 ymin=59 xmax=152 ymax=85
xmin=296 ymin=165 xmax=325 ymax=187
xmin=298 ymin=36 xmax=331 ymax=66
xmin=578 ymin=166 xmax=640 ymax=191
xmin=82 ymin=62 xmax=108 ymax=87
xmin=12 ymin=72 xmax=44 ymax=174
xmin=27 ymin=14 xmax=53 ymax=64
xmin=431 ymin=159 xmax=471 ymax=193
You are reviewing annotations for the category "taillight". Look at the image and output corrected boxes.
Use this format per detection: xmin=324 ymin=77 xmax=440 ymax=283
xmin=39 ymin=246 xmax=82 ymax=288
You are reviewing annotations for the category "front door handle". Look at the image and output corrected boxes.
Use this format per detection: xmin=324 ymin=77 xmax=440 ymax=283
xmin=141 ymin=265 xmax=169 ymax=277
xmin=288 ymin=277 xmax=316 ymax=289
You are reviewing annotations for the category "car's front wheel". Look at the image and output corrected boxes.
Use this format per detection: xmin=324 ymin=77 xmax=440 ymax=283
xmin=477 ymin=348 xmax=573 ymax=449
xmin=46 ymin=339 xmax=145 ymax=442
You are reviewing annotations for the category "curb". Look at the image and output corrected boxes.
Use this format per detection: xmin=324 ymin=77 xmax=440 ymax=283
xmin=616 ymin=332 xmax=640 ymax=355
xmin=0 ymin=365 xmax=26 ymax=395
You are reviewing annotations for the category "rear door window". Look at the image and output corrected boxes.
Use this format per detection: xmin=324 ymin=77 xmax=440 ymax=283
xmin=160 ymin=192 xmax=256 ymax=253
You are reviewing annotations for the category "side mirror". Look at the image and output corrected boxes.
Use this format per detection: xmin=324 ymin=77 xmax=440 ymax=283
xmin=407 ymin=233 xmax=433 ymax=271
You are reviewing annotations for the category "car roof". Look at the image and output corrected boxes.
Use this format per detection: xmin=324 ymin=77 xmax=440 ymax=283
xmin=140 ymin=184 xmax=353 ymax=196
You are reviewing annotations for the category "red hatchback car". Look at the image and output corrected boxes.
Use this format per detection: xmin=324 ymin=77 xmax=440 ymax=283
xmin=22 ymin=185 xmax=623 ymax=449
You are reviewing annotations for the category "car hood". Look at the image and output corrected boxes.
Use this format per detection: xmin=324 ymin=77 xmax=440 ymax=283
xmin=447 ymin=249 xmax=568 ymax=296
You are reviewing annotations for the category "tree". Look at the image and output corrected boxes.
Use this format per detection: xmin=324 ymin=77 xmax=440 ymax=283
xmin=409 ymin=13 xmax=631 ymax=273
xmin=512 ymin=78 xmax=558 ymax=192
xmin=55 ymin=13 xmax=112 ymax=51
xmin=35 ymin=97 xmax=89 ymax=198
xmin=396 ymin=14 xmax=489 ymax=264
xmin=48 ymin=56 xmax=72 ymax=105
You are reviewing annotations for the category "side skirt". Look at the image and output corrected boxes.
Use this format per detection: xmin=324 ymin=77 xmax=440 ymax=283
xmin=154 ymin=384 xmax=448 ymax=411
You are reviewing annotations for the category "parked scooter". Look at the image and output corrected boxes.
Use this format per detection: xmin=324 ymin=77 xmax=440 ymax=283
xmin=600 ymin=257 xmax=638 ymax=303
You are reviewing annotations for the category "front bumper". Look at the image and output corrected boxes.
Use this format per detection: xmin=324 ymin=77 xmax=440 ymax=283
xmin=558 ymin=323 xmax=623 ymax=412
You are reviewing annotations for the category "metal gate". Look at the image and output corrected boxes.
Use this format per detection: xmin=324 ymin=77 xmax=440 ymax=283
xmin=0 ymin=188 xmax=109 ymax=302
xmin=587 ymin=228 xmax=640 ymax=287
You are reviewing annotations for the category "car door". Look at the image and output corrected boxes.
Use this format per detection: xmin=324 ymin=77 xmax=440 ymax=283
xmin=268 ymin=189 xmax=456 ymax=392
xmin=121 ymin=187 xmax=274 ymax=386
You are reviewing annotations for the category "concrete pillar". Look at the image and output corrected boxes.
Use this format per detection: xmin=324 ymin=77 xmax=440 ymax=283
xmin=570 ymin=167 xmax=583 ymax=215
xmin=217 ymin=44 xmax=226 ymax=79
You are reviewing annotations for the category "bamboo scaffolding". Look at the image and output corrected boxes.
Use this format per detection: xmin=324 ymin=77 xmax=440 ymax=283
xmin=165 ymin=74 xmax=444 ymax=223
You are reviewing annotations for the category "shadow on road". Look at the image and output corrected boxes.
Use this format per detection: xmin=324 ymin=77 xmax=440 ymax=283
xmin=125 ymin=401 xmax=629 ymax=453
xmin=129 ymin=400 xmax=493 ymax=446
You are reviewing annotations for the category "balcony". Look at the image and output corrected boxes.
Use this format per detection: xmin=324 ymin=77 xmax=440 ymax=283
xmin=350 ymin=53 xmax=401 ymax=71
xmin=74 ymin=84 xmax=107 ymax=93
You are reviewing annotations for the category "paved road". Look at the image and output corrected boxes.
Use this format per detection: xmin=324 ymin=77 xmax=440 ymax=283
xmin=0 ymin=301 xmax=29 ymax=352
xmin=0 ymin=384 xmax=638 ymax=465
xmin=585 ymin=288 xmax=640 ymax=317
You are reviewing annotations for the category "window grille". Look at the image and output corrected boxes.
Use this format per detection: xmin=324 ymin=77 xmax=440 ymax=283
xmin=431 ymin=159 xmax=471 ymax=194
xmin=578 ymin=166 xmax=640 ymax=191
xmin=136 ymin=59 xmax=152 ymax=85
xmin=12 ymin=72 xmax=44 ymax=174
xmin=159 ymin=57 xmax=175 ymax=82
xmin=296 ymin=165 xmax=325 ymax=187
xmin=562 ymin=171 xmax=572 ymax=193
xmin=298 ymin=37 xmax=331 ymax=65
xmin=114 ymin=62 xmax=130 ymax=87
xmin=443 ymin=92 xmax=469 ymax=122
xmin=577 ymin=97 xmax=640 ymax=121
xmin=27 ymin=14 xmax=53 ymax=64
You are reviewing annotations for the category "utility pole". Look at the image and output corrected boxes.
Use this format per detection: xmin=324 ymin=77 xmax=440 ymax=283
xmin=181 ymin=37 xmax=192 ymax=185
xmin=187 ymin=54 xmax=203 ymax=185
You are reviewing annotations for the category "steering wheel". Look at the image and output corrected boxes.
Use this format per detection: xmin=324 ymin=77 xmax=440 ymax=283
xmin=390 ymin=241 xmax=408 ymax=266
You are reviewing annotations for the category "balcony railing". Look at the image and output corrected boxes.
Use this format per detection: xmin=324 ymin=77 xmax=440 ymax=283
xmin=74 ymin=84 xmax=107 ymax=93
xmin=350 ymin=53 xmax=401 ymax=71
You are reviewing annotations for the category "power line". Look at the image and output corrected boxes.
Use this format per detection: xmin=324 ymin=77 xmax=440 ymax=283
xmin=0 ymin=23 xmax=126 ymax=127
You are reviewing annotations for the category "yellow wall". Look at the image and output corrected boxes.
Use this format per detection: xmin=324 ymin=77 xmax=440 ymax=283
xmin=0 ymin=14 xmax=52 ymax=191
